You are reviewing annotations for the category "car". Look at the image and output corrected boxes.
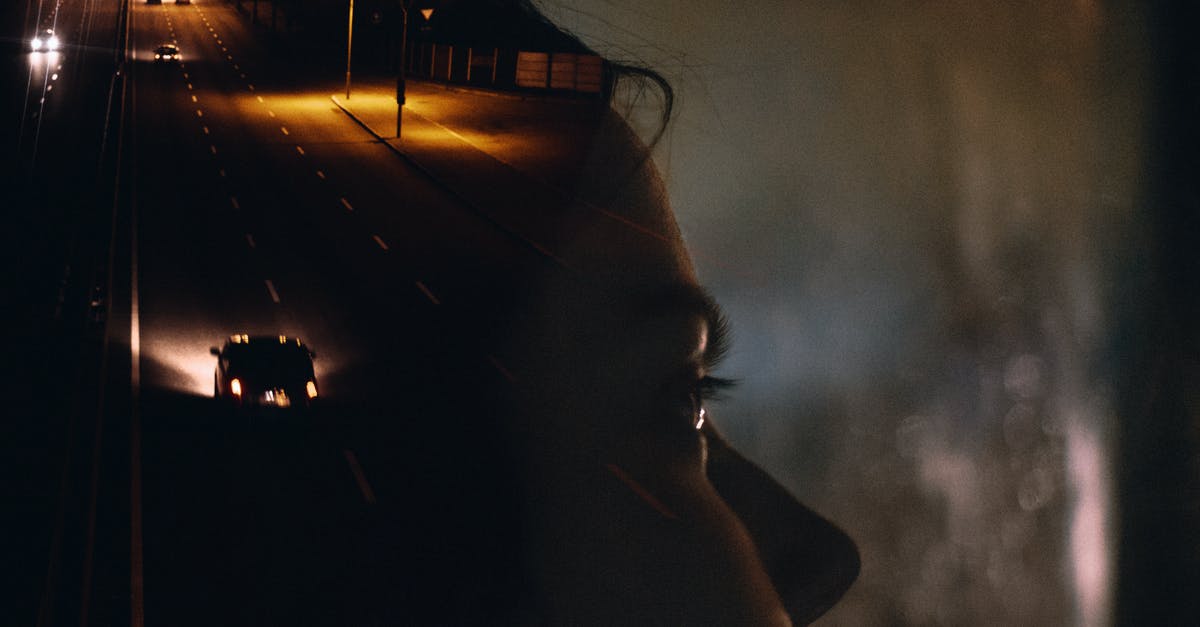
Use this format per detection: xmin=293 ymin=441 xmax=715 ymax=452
xmin=30 ymin=29 xmax=60 ymax=53
xmin=153 ymin=44 xmax=180 ymax=62
xmin=211 ymin=334 xmax=319 ymax=408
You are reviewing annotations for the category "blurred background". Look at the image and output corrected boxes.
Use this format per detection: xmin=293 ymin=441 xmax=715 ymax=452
xmin=539 ymin=1 xmax=1197 ymax=624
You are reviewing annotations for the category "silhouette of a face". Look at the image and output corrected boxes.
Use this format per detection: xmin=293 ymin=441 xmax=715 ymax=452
xmin=503 ymin=110 xmax=859 ymax=625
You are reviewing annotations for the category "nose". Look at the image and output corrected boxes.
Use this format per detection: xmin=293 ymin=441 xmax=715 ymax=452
xmin=703 ymin=425 xmax=860 ymax=625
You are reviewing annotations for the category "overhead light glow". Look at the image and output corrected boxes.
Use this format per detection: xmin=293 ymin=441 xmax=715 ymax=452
xmin=231 ymin=378 xmax=242 ymax=396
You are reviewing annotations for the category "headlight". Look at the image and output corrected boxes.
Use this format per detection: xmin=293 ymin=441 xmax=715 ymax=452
xmin=47 ymin=35 xmax=60 ymax=51
xmin=231 ymin=378 xmax=242 ymax=396
xmin=31 ymin=37 xmax=43 ymax=51
xmin=306 ymin=381 xmax=318 ymax=399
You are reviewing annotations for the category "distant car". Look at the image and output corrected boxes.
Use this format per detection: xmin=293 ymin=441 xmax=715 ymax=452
xmin=87 ymin=274 xmax=107 ymax=326
xmin=153 ymin=44 xmax=179 ymax=62
xmin=211 ymin=335 xmax=319 ymax=408
xmin=30 ymin=29 xmax=60 ymax=52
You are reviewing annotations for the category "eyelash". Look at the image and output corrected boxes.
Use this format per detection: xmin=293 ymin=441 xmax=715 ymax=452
xmin=693 ymin=375 xmax=737 ymax=402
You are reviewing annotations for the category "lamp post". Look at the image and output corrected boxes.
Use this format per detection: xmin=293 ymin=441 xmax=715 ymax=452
xmin=345 ymin=0 xmax=355 ymax=99
xmin=395 ymin=2 xmax=409 ymax=137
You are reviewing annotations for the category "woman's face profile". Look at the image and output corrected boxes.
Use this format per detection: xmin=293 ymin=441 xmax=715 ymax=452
xmin=502 ymin=110 xmax=857 ymax=625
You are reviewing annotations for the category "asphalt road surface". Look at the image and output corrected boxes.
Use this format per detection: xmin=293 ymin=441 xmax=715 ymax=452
xmin=9 ymin=1 xmax=553 ymax=625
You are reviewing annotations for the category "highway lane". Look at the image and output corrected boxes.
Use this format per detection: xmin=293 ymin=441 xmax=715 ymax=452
xmin=4 ymin=0 xmax=129 ymax=625
xmin=126 ymin=1 xmax=543 ymax=623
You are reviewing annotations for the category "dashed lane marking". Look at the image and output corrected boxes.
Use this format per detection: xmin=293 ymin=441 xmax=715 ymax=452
xmin=487 ymin=355 xmax=516 ymax=383
xmin=202 ymin=126 xmax=209 ymax=135
xmin=245 ymin=234 xmax=255 ymax=248
xmin=416 ymin=281 xmax=441 ymax=305
xmin=342 ymin=450 xmax=377 ymax=505
xmin=264 ymin=280 xmax=280 ymax=303
xmin=230 ymin=196 xmax=239 ymax=209
xmin=295 ymin=146 xmax=305 ymax=155
xmin=196 ymin=109 xmax=203 ymax=117
xmin=372 ymin=235 xmax=389 ymax=251
xmin=191 ymin=94 xmax=197 ymax=102
xmin=256 ymin=95 xmax=264 ymax=103
xmin=339 ymin=197 xmax=353 ymax=211
xmin=280 ymin=127 xmax=289 ymax=136
xmin=209 ymin=145 xmax=217 ymax=155
xmin=316 ymin=170 xmax=326 ymax=179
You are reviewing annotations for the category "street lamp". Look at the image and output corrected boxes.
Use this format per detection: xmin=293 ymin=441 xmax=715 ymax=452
xmin=345 ymin=0 xmax=355 ymax=99
xmin=395 ymin=2 xmax=409 ymax=137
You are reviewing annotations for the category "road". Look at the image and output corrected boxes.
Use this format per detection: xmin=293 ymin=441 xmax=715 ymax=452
xmin=9 ymin=1 xmax=552 ymax=624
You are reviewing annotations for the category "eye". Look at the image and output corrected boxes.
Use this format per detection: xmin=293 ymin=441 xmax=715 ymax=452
xmin=690 ymin=376 xmax=735 ymax=429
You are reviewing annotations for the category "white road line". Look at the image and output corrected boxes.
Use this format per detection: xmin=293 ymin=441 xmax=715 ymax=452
xmin=183 ymin=72 xmax=189 ymax=79
xmin=209 ymin=145 xmax=217 ymax=155
xmin=218 ymin=168 xmax=226 ymax=177
xmin=268 ymin=111 xmax=276 ymax=118
xmin=186 ymin=82 xmax=193 ymax=90
xmin=373 ymin=235 xmax=389 ymax=250
xmin=316 ymin=170 xmax=326 ymax=179
xmin=340 ymin=197 xmax=353 ymax=211
xmin=202 ymin=125 xmax=209 ymax=135
xmin=221 ymin=46 xmax=227 ymax=52
xmin=280 ymin=126 xmax=289 ymax=135
xmin=264 ymin=280 xmax=280 ymax=303
xmin=295 ymin=145 xmax=305 ymax=155
xmin=227 ymin=55 xmax=233 ymax=61
xmin=245 ymin=234 xmax=255 ymax=248
xmin=234 ymin=64 xmax=240 ymax=70
xmin=487 ymin=355 xmax=517 ymax=383
xmin=415 ymin=281 xmax=441 ymax=305
xmin=240 ymin=73 xmax=247 ymax=79
xmin=230 ymin=196 xmax=239 ymax=209
xmin=256 ymin=95 xmax=264 ymax=103
xmin=190 ymin=94 xmax=197 ymax=102
xmin=248 ymin=84 xmax=255 ymax=91
xmin=343 ymin=450 xmax=377 ymax=505
xmin=196 ymin=109 xmax=203 ymax=117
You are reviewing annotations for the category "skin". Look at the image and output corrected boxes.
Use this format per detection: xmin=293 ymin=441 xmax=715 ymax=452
xmin=503 ymin=110 xmax=859 ymax=625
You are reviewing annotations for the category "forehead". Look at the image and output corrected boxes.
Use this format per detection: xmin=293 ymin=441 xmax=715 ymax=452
xmin=553 ymin=109 xmax=695 ymax=286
